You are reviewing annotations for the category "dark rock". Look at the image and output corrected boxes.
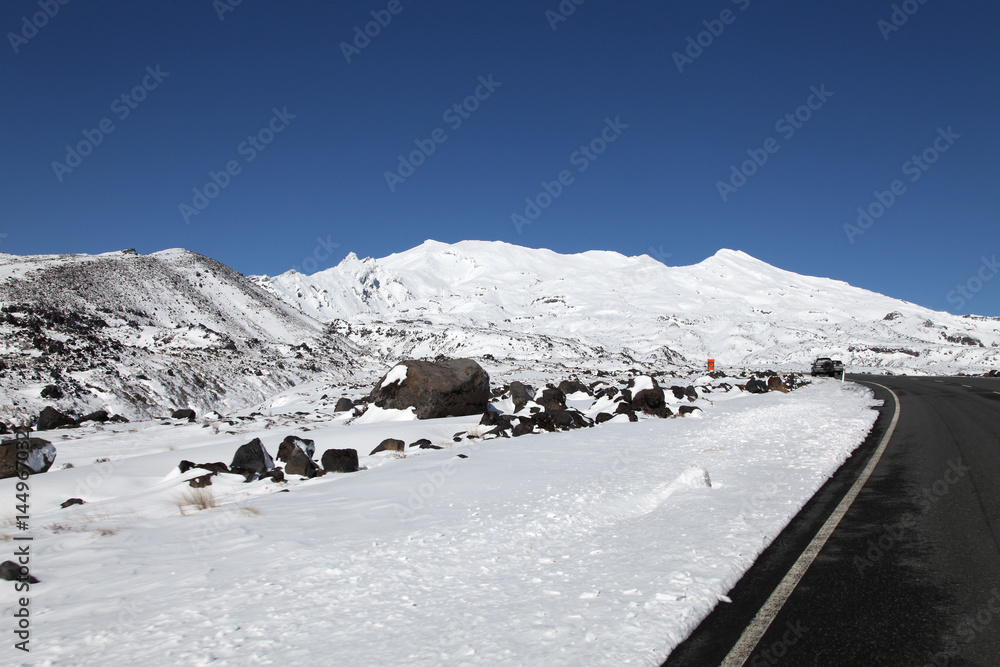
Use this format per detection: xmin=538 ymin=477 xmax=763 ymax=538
xmin=0 ymin=560 xmax=39 ymax=584
xmin=0 ymin=423 xmax=6 ymax=435
xmin=322 ymin=448 xmax=359 ymax=473
xmin=60 ymin=498 xmax=85 ymax=508
xmin=277 ymin=436 xmax=316 ymax=463
xmin=41 ymin=384 xmax=63 ymax=399
xmin=646 ymin=406 xmax=673 ymax=418
xmin=537 ymin=387 xmax=567 ymax=412
xmin=284 ymin=446 xmax=319 ymax=478
xmin=109 ymin=414 xmax=130 ymax=423
xmin=0 ymin=437 xmax=56 ymax=479
xmin=228 ymin=466 xmax=258 ymax=483
xmin=370 ymin=438 xmax=405 ymax=455
xmin=480 ymin=410 xmax=514 ymax=434
xmin=595 ymin=412 xmax=615 ymax=424
xmin=79 ymin=410 xmax=110 ymax=424
xmin=511 ymin=420 xmax=534 ymax=437
xmin=368 ymin=358 xmax=491 ymax=419
xmin=619 ymin=388 xmax=633 ymax=404
xmin=409 ymin=438 xmax=433 ymax=448
xmin=678 ymin=405 xmax=702 ymax=416
xmin=546 ymin=409 xmax=592 ymax=429
xmin=195 ymin=462 xmax=229 ymax=475
xmin=178 ymin=460 xmax=197 ymax=474
xmin=457 ymin=454 xmax=468 ymax=458
xmin=261 ymin=468 xmax=285 ymax=483
xmin=230 ymin=438 xmax=275 ymax=475
xmin=614 ymin=401 xmax=635 ymax=415
xmin=509 ymin=381 xmax=535 ymax=413
xmin=334 ymin=397 xmax=354 ymax=413
xmin=745 ymin=378 xmax=768 ymax=394
xmin=558 ymin=379 xmax=591 ymax=396
xmin=633 ymin=387 xmax=666 ymax=413
xmin=766 ymin=376 xmax=789 ymax=393
xmin=171 ymin=409 xmax=197 ymax=421
xmin=670 ymin=386 xmax=686 ymax=400
xmin=684 ymin=386 xmax=698 ymax=401
xmin=36 ymin=406 xmax=76 ymax=431
xmin=188 ymin=473 xmax=214 ymax=488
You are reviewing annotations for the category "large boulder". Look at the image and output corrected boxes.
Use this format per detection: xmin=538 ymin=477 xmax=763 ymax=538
xmin=1 ymin=437 xmax=56 ymax=479
xmin=322 ymin=449 xmax=359 ymax=473
xmin=36 ymin=407 xmax=75 ymax=431
xmin=40 ymin=384 xmax=63 ymax=399
xmin=558 ymin=379 xmax=591 ymax=396
xmin=745 ymin=378 xmax=768 ymax=394
xmin=368 ymin=359 xmax=490 ymax=419
xmin=171 ymin=409 xmax=197 ymax=421
xmin=230 ymin=438 xmax=275 ymax=476
xmin=334 ymin=397 xmax=354 ymax=413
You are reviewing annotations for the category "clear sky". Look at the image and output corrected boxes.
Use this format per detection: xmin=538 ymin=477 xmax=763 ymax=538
xmin=3 ymin=0 xmax=998 ymax=315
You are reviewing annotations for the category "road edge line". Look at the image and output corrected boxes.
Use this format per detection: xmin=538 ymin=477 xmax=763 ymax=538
xmin=719 ymin=381 xmax=901 ymax=666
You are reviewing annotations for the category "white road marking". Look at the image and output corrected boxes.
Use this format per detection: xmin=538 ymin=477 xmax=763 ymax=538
xmin=963 ymin=385 xmax=973 ymax=388
xmin=720 ymin=382 xmax=901 ymax=667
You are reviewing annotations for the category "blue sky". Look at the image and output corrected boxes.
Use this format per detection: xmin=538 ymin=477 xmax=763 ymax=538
xmin=3 ymin=0 xmax=998 ymax=315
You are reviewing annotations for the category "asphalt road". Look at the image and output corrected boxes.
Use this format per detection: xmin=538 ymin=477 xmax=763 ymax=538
xmin=662 ymin=375 xmax=1000 ymax=667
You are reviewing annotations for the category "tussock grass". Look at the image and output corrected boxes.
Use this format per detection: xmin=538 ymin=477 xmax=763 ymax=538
xmin=174 ymin=487 xmax=217 ymax=515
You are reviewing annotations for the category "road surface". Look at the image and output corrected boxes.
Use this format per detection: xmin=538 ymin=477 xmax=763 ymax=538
xmin=663 ymin=375 xmax=1000 ymax=666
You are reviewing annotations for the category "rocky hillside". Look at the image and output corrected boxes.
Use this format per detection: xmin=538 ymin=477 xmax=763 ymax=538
xmin=0 ymin=249 xmax=358 ymax=423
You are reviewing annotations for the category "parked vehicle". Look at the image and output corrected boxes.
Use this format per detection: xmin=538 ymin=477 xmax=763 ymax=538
xmin=811 ymin=357 xmax=843 ymax=377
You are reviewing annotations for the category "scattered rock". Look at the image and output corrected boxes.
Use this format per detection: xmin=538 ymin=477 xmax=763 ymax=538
xmin=0 ymin=560 xmax=39 ymax=584
xmin=284 ymin=446 xmax=320 ymax=478
xmin=277 ymin=436 xmax=316 ymax=463
xmin=678 ymin=405 xmax=702 ymax=416
xmin=409 ymin=438 xmax=433 ymax=448
xmin=188 ymin=474 xmax=214 ymax=488
xmin=744 ymin=378 xmax=768 ymax=394
xmin=79 ymin=410 xmax=110 ymax=424
xmin=537 ymin=387 xmax=567 ymax=412
xmin=36 ymin=406 xmax=76 ymax=431
xmin=369 ymin=358 xmax=491 ymax=419
xmin=509 ymin=381 xmax=535 ymax=413
xmin=230 ymin=438 xmax=275 ymax=475
xmin=766 ymin=376 xmax=789 ymax=393
xmin=261 ymin=468 xmax=285 ymax=483
xmin=595 ymin=412 xmax=615 ymax=424
xmin=60 ymin=498 xmax=85 ymax=508
xmin=334 ymin=397 xmax=354 ymax=412
xmin=670 ymin=386 xmax=686 ymax=400
xmin=0 ymin=437 xmax=56 ymax=479
xmin=558 ymin=379 xmax=591 ymax=396
xmin=322 ymin=448 xmax=359 ymax=473
xmin=370 ymin=438 xmax=405 ymax=455
xmin=684 ymin=385 xmax=698 ymax=401
xmin=511 ymin=420 xmax=534 ymax=437
xmin=109 ymin=414 xmax=130 ymax=423
xmin=171 ymin=409 xmax=197 ymax=421
xmin=41 ymin=384 xmax=63 ymax=399
xmin=632 ymin=387 xmax=666 ymax=413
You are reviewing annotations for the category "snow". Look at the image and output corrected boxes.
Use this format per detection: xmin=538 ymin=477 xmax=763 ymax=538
xmin=380 ymin=364 xmax=408 ymax=389
xmin=1 ymin=378 xmax=879 ymax=666
xmin=253 ymin=240 xmax=1000 ymax=374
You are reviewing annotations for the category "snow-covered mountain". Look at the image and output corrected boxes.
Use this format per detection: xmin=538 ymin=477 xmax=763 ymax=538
xmin=2 ymin=240 xmax=996 ymax=423
xmin=253 ymin=240 xmax=999 ymax=373
xmin=0 ymin=249 xmax=358 ymax=422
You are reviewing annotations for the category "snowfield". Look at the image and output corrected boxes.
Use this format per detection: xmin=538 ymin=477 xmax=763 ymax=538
xmin=2 ymin=379 xmax=879 ymax=666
